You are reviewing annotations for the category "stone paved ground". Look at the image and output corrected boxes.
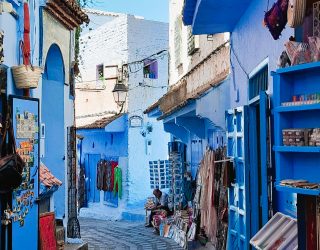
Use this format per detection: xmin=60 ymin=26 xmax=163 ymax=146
xmin=79 ymin=218 xmax=185 ymax=250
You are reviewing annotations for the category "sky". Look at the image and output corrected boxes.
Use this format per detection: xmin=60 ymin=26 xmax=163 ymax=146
xmin=88 ymin=0 xmax=169 ymax=23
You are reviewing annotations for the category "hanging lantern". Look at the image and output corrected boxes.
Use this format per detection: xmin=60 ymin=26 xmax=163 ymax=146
xmin=112 ymin=83 xmax=128 ymax=106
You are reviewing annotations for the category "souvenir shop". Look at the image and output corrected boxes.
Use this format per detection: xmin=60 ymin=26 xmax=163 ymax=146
xmin=146 ymin=140 xmax=233 ymax=249
xmin=0 ymin=0 xmax=87 ymax=249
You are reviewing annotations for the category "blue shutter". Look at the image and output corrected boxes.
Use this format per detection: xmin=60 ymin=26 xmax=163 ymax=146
xmin=226 ymin=106 xmax=250 ymax=250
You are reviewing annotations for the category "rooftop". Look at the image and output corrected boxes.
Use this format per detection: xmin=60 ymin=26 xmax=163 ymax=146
xmin=40 ymin=163 xmax=62 ymax=188
xmin=77 ymin=113 xmax=124 ymax=129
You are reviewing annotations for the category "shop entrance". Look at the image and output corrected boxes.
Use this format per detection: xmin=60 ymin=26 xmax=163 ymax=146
xmin=42 ymin=44 xmax=65 ymax=218
xmin=248 ymin=91 xmax=270 ymax=236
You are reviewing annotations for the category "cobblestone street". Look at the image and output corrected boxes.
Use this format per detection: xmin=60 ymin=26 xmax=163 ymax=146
xmin=79 ymin=218 xmax=184 ymax=250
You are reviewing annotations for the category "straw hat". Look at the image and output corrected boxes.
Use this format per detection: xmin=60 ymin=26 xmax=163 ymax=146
xmin=287 ymin=0 xmax=306 ymax=27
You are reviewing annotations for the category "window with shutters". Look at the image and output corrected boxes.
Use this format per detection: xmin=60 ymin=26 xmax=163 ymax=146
xmin=187 ymin=26 xmax=199 ymax=55
xmin=174 ymin=15 xmax=183 ymax=68
xmin=249 ymin=65 xmax=268 ymax=100
xmin=96 ymin=64 xmax=104 ymax=81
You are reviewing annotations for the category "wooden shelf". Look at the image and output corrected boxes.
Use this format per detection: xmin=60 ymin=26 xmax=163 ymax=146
xmin=274 ymin=104 xmax=320 ymax=113
xmin=276 ymin=184 xmax=320 ymax=196
xmin=274 ymin=146 xmax=320 ymax=153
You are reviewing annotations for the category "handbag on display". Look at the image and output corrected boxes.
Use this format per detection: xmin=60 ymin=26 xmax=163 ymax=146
xmin=264 ymin=0 xmax=289 ymax=40
xmin=287 ymin=0 xmax=306 ymax=28
xmin=0 ymin=106 xmax=24 ymax=193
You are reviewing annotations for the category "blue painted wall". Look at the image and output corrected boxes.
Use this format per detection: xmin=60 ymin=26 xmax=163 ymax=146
xmin=229 ymin=0 xmax=292 ymax=108
xmin=78 ymin=128 xmax=128 ymax=165
xmin=42 ymin=44 xmax=65 ymax=219
xmin=228 ymin=0 xmax=296 ymax=216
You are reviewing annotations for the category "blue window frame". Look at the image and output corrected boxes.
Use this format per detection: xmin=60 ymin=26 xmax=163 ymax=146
xmin=249 ymin=65 xmax=268 ymax=100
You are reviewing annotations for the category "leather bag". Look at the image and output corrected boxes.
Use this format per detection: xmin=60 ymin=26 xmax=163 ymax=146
xmin=0 ymin=106 xmax=25 ymax=193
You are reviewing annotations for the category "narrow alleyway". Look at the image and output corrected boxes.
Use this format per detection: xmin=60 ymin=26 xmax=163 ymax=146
xmin=79 ymin=218 xmax=184 ymax=250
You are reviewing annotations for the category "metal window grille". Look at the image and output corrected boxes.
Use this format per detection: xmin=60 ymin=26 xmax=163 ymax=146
xmin=149 ymin=160 xmax=170 ymax=189
xmin=249 ymin=65 xmax=268 ymax=100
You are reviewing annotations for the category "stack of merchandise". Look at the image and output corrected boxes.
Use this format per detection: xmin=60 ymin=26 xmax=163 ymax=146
xmin=145 ymin=197 xmax=155 ymax=209
xmin=282 ymin=128 xmax=320 ymax=146
xmin=168 ymin=142 xmax=186 ymax=211
xmin=309 ymin=128 xmax=320 ymax=146
xmin=282 ymin=129 xmax=311 ymax=146
xmin=159 ymin=209 xmax=192 ymax=249
xmin=280 ymin=179 xmax=320 ymax=189
xmin=282 ymin=93 xmax=320 ymax=106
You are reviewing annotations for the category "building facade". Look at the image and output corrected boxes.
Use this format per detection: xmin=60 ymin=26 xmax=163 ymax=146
xmin=183 ymin=0 xmax=320 ymax=248
xmin=0 ymin=0 xmax=87 ymax=248
xmin=75 ymin=10 xmax=170 ymax=220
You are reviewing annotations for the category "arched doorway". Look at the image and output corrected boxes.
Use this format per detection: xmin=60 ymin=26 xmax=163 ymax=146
xmin=42 ymin=44 xmax=65 ymax=219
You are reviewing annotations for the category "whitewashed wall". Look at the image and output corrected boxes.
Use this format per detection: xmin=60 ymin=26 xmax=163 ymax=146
xmin=127 ymin=16 xmax=170 ymax=206
xmin=169 ymin=0 xmax=229 ymax=88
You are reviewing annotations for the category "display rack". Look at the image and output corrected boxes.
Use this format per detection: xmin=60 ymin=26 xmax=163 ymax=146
xmin=273 ymin=62 xmax=320 ymax=196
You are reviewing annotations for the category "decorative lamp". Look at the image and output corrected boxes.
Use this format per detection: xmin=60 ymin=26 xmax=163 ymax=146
xmin=112 ymin=83 xmax=128 ymax=106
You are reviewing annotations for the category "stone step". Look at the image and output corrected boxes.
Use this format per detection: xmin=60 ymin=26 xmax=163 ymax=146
xmin=121 ymin=211 xmax=145 ymax=222
xmin=56 ymin=226 xmax=65 ymax=242
xmin=64 ymin=242 xmax=88 ymax=250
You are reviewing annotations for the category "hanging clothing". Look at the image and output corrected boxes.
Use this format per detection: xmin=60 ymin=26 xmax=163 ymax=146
xmin=113 ymin=167 xmax=122 ymax=199
xmin=96 ymin=160 xmax=107 ymax=191
xmin=109 ymin=161 xmax=118 ymax=191
xmin=199 ymin=149 xmax=217 ymax=244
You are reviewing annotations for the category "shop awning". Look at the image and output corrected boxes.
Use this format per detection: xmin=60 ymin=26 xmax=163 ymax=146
xmin=183 ymin=0 xmax=252 ymax=34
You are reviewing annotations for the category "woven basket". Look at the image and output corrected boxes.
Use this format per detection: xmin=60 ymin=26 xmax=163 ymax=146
xmin=11 ymin=65 xmax=43 ymax=89
xmin=288 ymin=0 xmax=306 ymax=28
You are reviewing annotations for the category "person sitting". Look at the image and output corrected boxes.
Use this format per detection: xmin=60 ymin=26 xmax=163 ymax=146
xmin=145 ymin=188 xmax=169 ymax=228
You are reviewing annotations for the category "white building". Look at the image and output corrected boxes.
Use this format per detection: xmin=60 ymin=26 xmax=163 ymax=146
xmin=75 ymin=10 xmax=170 ymax=220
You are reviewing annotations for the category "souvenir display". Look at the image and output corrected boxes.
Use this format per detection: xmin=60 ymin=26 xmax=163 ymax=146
xmin=16 ymin=110 xmax=38 ymax=139
xmin=10 ymin=96 xmax=39 ymax=250
xmin=149 ymin=160 xmax=170 ymax=189
xmin=281 ymin=92 xmax=320 ymax=106
xmin=282 ymin=128 xmax=320 ymax=146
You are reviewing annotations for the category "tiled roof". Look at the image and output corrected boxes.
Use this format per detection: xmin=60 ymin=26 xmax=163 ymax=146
xmin=40 ymin=163 xmax=62 ymax=188
xmin=45 ymin=0 xmax=89 ymax=30
xmin=77 ymin=113 xmax=124 ymax=129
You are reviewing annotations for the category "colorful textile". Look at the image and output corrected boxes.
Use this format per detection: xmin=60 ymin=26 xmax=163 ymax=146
xmin=96 ymin=160 xmax=107 ymax=191
xmin=285 ymin=41 xmax=312 ymax=65
xmin=308 ymin=36 xmax=320 ymax=62
xmin=113 ymin=167 xmax=122 ymax=199
xmin=264 ymin=0 xmax=289 ymax=40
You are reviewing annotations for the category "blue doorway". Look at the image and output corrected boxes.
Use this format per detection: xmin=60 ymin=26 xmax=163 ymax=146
xmin=42 ymin=44 xmax=65 ymax=218
xmin=84 ymin=154 xmax=101 ymax=203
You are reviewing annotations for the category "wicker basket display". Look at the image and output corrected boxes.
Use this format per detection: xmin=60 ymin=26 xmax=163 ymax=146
xmin=287 ymin=0 xmax=306 ymax=28
xmin=11 ymin=65 xmax=43 ymax=89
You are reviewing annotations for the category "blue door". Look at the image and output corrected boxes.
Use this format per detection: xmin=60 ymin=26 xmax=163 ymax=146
xmin=42 ymin=44 xmax=65 ymax=218
xmin=259 ymin=91 xmax=269 ymax=225
xmin=84 ymin=154 xmax=101 ymax=203
xmin=226 ymin=106 xmax=250 ymax=250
